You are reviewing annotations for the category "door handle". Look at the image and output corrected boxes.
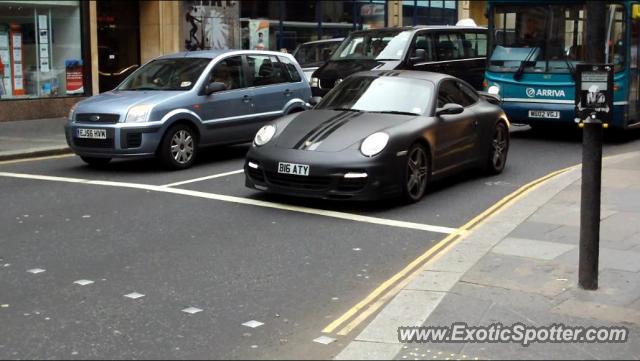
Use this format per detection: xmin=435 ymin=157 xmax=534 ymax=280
xmin=284 ymin=89 xmax=292 ymax=97
xmin=242 ymin=95 xmax=252 ymax=103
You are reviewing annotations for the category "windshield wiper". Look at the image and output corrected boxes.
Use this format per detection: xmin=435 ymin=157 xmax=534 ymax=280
xmin=514 ymin=47 xmax=537 ymax=81
xmin=561 ymin=52 xmax=577 ymax=80
xmin=371 ymin=110 xmax=419 ymax=116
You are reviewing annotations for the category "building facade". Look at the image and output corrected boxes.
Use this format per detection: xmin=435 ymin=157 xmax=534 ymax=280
xmin=0 ymin=0 xmax=486 ymax=122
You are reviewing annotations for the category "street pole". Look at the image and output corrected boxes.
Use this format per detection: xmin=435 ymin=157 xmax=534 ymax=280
xmin=579 ymin=1 xmax=607 ymax=290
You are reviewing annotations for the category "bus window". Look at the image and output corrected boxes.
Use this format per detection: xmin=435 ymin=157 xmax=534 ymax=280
xmin=606 ymin=4 xmax=626 ymax=71
xmin=490 ymin=4 xmax=588 ymax=74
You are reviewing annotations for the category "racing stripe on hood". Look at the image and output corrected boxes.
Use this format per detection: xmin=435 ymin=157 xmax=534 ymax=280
xmin=293 ymin=111 xmax=358 ymax=150
xmin=302 ymin=111 xmax=367 ymax=150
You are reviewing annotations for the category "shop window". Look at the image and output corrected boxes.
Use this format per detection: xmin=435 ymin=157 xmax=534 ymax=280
xmin=0 ymin=1 xmax=85 ymax=100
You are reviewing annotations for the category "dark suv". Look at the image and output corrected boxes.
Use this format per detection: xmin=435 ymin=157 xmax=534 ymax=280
xmin=310 ymin=25 xmax=487 ymax=96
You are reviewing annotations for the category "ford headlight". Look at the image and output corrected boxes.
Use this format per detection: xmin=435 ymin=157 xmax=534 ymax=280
xmin=488 ymin=85 xmax=501 ymax=95
xmin=125 ymin=104 xmax=153 ymax=123
xmin=360 ymin=132 xmax=389 ymax=157
xmin=68 ymin=103 xmax=79 ymax=121
xmin=254 ymin=125 xmax=276 ymax=146
xmin=310 ymin=77 xmax=319 ymax=88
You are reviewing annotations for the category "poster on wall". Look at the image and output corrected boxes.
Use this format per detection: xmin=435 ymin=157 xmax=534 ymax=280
xmin=249 ymin=20 xmax=269 ymax=50
xmin=183 ymin=1 xmax=240 ymax=51
xmin=65 ymin=59 xmax=84 ymax=95
xmin=9 ymin=27 xmax=24 ymax=96
xmin=38 ymin=14 xmax=51 ymax=73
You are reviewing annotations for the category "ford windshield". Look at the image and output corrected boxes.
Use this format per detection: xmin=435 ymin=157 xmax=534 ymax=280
xmin=118 ymin=58 xmax=211 ymax=91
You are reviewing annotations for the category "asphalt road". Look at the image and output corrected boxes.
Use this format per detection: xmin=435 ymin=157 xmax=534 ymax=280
xmin=0 ymin=126 xmax=639 ymax=359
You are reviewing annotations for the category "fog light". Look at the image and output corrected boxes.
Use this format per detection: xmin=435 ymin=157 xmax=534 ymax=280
xmin=344 ymin=172 xmax=368 ymax=179
xmin=248 ymin=161 xmax=259 ymax=169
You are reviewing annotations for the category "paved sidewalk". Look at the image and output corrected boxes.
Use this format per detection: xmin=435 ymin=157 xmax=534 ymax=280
xmin=337 ymin=151 xmax=640 ymax=360
xmin=0 ymin=117 xmax=70 ymax=161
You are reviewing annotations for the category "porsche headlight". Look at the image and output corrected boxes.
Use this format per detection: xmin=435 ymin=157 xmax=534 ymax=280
xmin=125 ymin=104 xmax=153 ymax=123
xmin=310 ymin=77 xmax=319 ymax=88
xmin=254 ymin=125 xmax=276 ymax=146
xmin=360 ymin=132 xmax=389 ymax=157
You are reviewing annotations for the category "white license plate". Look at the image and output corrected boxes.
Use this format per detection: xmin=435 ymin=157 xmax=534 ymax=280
xmin=77 ymin=128 xmax=107 ymax=139
xmin=528 ymin=110 xmax=560 ymax=119
xmin=278 ymin=162 xmax=310 ymax=176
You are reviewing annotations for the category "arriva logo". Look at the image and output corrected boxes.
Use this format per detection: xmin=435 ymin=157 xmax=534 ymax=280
xmin=525 ymin=88 xmax=566 ymax=98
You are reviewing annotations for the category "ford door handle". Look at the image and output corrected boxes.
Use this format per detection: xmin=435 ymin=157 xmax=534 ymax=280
xmin=242 ymin=95 xmax=252 ymax=103
xmin=284 ymin=89 xmax=292 ymax=97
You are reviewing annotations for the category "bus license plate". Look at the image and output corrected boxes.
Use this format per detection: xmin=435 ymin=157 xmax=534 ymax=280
xmin=528 ymin=110 xmax=560 ymax=119
xmin=278 ymin=162 xmax=310 ymax=176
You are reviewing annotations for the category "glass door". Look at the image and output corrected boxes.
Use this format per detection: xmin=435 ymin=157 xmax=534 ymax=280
xmin=97 ymin=0 xmax=140 ymax=93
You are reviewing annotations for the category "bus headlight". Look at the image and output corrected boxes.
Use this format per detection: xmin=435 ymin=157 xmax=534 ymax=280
xmin=488 ymin=85 xmax=501 ymax=95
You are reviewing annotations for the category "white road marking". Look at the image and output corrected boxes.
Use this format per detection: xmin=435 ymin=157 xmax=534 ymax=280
xmin=161 ymin=169 xmax=244 ymax=187
xmin=182 ymin=307 xmax=203 ymax=314
xmin=242 ymin=320 xmax=264 ymax=328
xmin=0 ymin=171 xmax=458 ymax=235
xmin=124 ymin=292 xmax=145 ymax=300
xmin=27 ymin=268 xmax=46 ymax=274
xmin=73 ymin=280 xmax=94 ymax=286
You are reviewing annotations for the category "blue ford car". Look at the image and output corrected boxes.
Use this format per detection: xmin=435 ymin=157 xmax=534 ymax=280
xmin=65 ymin=50 xmax=311 ymax=169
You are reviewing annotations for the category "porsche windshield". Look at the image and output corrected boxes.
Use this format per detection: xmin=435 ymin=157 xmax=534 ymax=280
xmin=317 ymin=76 xmax=433 ymax=115
xmin=330 ymin=30 xmax=412 ymax=61
xmin=118 ymin=58 xmax=211 ymax=91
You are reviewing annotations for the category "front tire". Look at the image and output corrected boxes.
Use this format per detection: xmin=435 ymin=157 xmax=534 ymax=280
xmin=485 ymin=122 xmax=509 ymax=175
xmin=80 ymin=156 xmax=111 ymax=167
xmin=401 ymin=143 xmax=430 ymax=203
xmin=159 ymin=124 xmax=197 ymax=170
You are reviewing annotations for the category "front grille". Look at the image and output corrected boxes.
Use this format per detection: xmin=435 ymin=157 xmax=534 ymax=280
xmin=319 ymin=78 xmax=335 ymax=89
xmin=336 ymin=177 xmax=368 ymax=192
xmin=125 ymin=133 xmax=142 ymax=148
xmin=73 ymin=138 xmax=114 ymax=148
xmin=247 ymin=167 xmax=265 ymax=183
xmin=75 ymin=113 xmax=120 ymax=124
xmin=265 ymin=171 xmax=331 ymax=191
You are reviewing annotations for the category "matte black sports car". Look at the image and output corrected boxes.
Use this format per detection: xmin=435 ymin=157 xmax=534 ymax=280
xmin=245 ymin=70 xmax=510 ymax=202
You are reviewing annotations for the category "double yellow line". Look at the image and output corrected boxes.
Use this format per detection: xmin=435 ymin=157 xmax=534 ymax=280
xmin=322 ymin=165 xmax=576 ymax=336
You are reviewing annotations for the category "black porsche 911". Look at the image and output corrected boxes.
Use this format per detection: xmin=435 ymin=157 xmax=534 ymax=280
xmin=244 ymin=70 xmax=510 ymax=202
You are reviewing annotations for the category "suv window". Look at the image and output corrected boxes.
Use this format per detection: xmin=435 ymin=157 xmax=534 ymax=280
xmin=410 ymin=33 xmax=435 ymax=62
xmin=278 ymin=56 xmax=302 ymax=82
xmin=209 ymin=56 xmax=245 ymax=91
xmin=462 ymin=32 xmax=487 ymax=57
xmin=247 ymin=54 xmax=288 ymax=86
xmin=435 ymin=32 xmax=463 ymax=61
xmin=437 ymin=80 xmax=475 ymax=108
